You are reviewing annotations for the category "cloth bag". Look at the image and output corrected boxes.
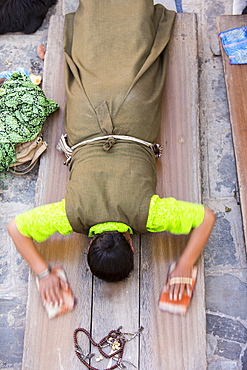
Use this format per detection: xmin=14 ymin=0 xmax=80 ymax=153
xmin=9 ymin=135 xmax=48 ymax=175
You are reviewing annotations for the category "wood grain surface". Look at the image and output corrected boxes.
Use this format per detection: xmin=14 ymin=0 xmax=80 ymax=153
xmin=140 ymin=13 xmax=206 ymax=369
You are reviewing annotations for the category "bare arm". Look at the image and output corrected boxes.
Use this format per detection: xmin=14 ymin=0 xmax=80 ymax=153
xmin=167 ymin=207 xmax=216 ymax=300
xmin=7 ymin=218 xmax=67 ymax=305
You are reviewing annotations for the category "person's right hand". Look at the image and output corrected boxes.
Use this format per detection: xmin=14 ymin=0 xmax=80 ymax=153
xmin=38 ymin=270 xmax=68 ymax=306
xmin=166 ymin=262 xmax=193 ymax=301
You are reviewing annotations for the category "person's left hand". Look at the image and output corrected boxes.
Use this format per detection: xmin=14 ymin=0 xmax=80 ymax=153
xmin=38 ymin=271 xmax=68 ymax=306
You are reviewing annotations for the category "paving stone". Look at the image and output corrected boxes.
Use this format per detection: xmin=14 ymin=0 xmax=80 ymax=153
xmin=0 ymin=296 xmax=27 ymax=369
xmin=0 ymin=297 xmax=24 ymax=321
xmin=0 ymin=260 xmax=8 ymax=285
xmin=1 ymin=216 xmax=30 ymax=289
xmin=204 ymin=210 xmax=246 ymax=270
xmin=207 ymin=129 xmax=238 ymax=198
xmin=206 ymin=314 xmax=247 ymax=343
xmin=205 ymin=1 xmax=226 ymax=33
xmin=204 ymin=198 xmax=247 ymax=270
xmin=242 ymin=348 xmax=247 ymax=370
xmin=215 ymin=151 xmax=237 ymax=195
xmin=214 ymin=339 xmax=242 ymax=361
xmin=0 ymin=34 xmax=46 ymax=73
xmin=0 ymin=327 xmax=24 ymax=366
xmin=206 ymin=274 xmax=247 ymax=319
xmin=199 ymin=29 xmax=236 ymax=201
xmin=208 ymin=361 xmax=239 ymax=370
xmin=204 ymin=212 xmax=238 ymax=268
xmin=0 ymin=4 xmax=56 ymax=75
xmin=207 ymin=65 xmax=232 ymax=131
xmin=0 ymin=167 xmax=38 ymax=203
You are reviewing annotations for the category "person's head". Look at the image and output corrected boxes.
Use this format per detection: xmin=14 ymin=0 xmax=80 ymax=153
xmin=87 ymin=231 xmax=134 ymax=282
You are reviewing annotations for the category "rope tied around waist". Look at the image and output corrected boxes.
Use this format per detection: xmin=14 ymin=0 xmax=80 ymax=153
xmin=57 ymin=134 xmax=162 ymax=165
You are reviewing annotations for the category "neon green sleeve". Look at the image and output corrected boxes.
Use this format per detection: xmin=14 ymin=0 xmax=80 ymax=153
xmin=146 ymin=195 xmax=205 ymax=234
xmin=15 ymin=199 xmax=73 ymax=242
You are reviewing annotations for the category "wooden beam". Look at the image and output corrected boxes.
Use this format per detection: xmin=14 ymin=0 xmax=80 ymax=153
xmin=22 ymin=16 xmax=92 ymax=370
xmin=217 ymin=15 xmax=247 ymax=246
xmin=140 ymin=13 xmax=206 ymax=369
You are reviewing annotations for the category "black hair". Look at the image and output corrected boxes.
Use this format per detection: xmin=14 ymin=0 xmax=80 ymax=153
xmin=87 ymin=231 xmax=134 ymax=282
xmin=0 ymin=0 xmax=58 ymax=35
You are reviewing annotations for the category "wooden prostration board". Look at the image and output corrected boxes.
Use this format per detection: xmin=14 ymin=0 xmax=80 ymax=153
xmin=217 ymin=15 xmax=247 ymax=246
xmin=22 ymin=13 xmax=206 ymax=370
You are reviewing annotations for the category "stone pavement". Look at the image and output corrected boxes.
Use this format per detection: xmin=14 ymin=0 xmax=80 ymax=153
xmin=0 ymin=0 xmax=247 ymax=369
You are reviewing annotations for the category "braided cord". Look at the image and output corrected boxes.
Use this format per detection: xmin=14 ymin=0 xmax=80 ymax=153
xmin=74 ymin=327 xmax=125 ymax=370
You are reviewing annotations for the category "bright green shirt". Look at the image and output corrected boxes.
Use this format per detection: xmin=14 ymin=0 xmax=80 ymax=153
xmin=15 ymin=195 xmax=205 ymax=242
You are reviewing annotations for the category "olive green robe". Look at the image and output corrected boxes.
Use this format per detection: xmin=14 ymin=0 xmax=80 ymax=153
xmin=64 ymin=0 xmax=176 ymax=234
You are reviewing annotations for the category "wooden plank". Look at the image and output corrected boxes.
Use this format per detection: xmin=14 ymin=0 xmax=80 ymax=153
xmin=89 ymin=238 xmax=140 ymax=369
xmin=22 ymin=16 xmax=92 ymax=370
xmin=217 ymin=15 xmax=247 ymax=245
xmin=140 ymin=13 xmax=207 ymax=369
